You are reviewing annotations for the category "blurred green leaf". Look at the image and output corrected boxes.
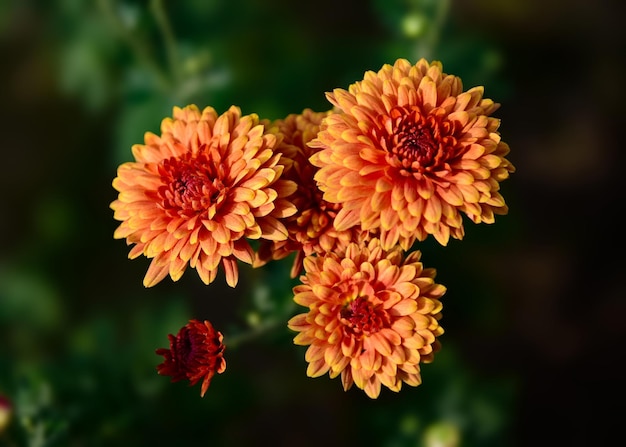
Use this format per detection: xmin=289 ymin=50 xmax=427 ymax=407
xmin=0 ymin=266 xmax=63 ymax=333
xmin=113 ymin=95 xmax=176 ymax=165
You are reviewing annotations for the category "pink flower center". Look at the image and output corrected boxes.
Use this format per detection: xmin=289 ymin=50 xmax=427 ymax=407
xmin=379 ymin=106 xmax=457 ymax=174
xmin=157 ymin=153 xmax=227 ymax=217
xmin=340 ymin=297 xmax=388 ymax=337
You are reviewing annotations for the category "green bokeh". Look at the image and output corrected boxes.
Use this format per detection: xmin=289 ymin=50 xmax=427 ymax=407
xmin=1 ymin=0 xmax=623 ymax=446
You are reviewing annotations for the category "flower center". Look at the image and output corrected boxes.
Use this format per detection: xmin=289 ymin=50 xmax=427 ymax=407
xmin=174 ymin=324 xmax=223 ymax=368
xmin=178 ymin=327 xmax=194 ymax=365
xmin=340 ymin=296 xmax=388 ymax=337
xmin=378 ymin=106 xmax=457 ymax=174
xmin=157 ymin=152 xmax=227 ymax=218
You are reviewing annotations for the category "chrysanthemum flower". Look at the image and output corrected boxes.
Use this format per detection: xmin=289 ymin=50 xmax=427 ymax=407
xmin=255 ymin=109 xmax=370 ymax=278
xmin=310 ymin=58 xmax=515 ymax=249
xmin=287 ymin=238 xmax=445 ymax=399
xmin=111 ymin=105 xmax=297 ymax=287
xmin=156 ymin=319 xmax=226 ymax=397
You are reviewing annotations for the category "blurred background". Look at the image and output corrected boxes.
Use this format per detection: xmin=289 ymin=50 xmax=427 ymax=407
xmin=1 ymin=0 xmax=624 ymax=445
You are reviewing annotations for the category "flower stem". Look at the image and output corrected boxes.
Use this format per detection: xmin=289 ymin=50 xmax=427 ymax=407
xmin=415 ymin=0 xmax=450 ymax=60
xmin=226 ymin=318 xmax=284 ymax=350
xmin=227 ymin=300 xmax=298 ymax=350
xmin=149 ymin=0 xmax=182 ymax=87
xmin=97 ymin=0 xmax=171 ymax=92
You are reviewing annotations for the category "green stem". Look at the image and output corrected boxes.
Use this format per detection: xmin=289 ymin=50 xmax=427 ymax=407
xmin=97 ymin=0 xmax=171 ymax=91
xmin=149 ymin=0 xmax=182 ymax=87
xmin=226 ymin=301 xmax=299 ymax=350
xmin=226 ymin=318 xmax=283 ymax=350
xmin=416 ymin=0 xmax=450 ymax=60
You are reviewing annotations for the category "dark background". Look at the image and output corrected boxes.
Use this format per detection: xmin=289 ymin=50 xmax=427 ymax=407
xmin=1 ymin=0 xmax=624 ymax=445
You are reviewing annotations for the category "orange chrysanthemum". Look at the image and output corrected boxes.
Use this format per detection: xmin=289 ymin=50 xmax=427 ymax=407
xmin=111 ymin=105 xmax=297 ymax=287
xmin=255 ymin=109 xmax=370 ymax=278
xmin=156 ymin=319 xmax=226 ymax=397
xmin=310 ymin=58 xmax=515 ymax=249
xmin=287 ymin=238 xmax=445 ymax=399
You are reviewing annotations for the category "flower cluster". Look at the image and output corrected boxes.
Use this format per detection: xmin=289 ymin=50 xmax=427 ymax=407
xmin=254 ymin=109 xmax=371 ymax=278
xmin=114 ymin=58 xmax=514 ymax=398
